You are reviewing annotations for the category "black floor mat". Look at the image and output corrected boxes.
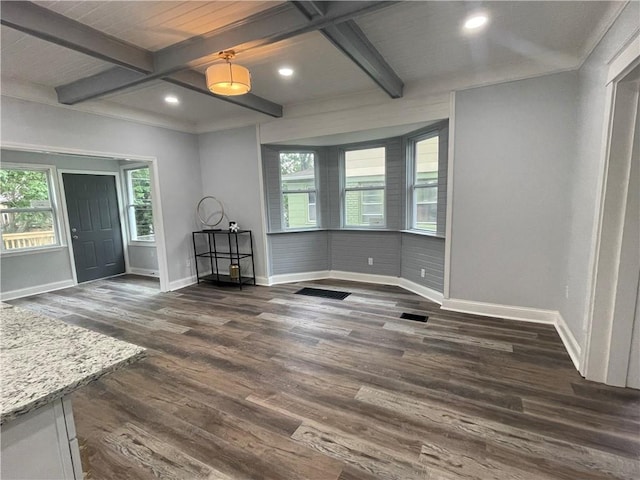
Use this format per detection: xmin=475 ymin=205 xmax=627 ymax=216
xmin=295 ymin=287 xmax=351 ymax=300
xmin=400 ymin=312 xmax=428 ymax=323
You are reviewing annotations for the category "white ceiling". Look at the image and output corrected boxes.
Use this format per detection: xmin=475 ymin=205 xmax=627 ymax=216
xmin=0 ymin=1 xmax=625 ymax=133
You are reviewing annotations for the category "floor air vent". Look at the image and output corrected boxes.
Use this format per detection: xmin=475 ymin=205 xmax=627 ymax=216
xmin=400 ymin=312 xmax=428 ymax=323
xmin=295 ymin=287 xmax=351 ymax=300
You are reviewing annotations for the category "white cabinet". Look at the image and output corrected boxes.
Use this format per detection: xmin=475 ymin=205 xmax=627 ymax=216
xmin=1 ymin=396 xmax=82 ymax=480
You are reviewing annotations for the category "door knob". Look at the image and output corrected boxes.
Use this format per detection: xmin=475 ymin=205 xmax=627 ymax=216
xmin=71 ymin=228 xmax=77 ymax=233
xmin=72 ymin=235 xmax=79 ymax=240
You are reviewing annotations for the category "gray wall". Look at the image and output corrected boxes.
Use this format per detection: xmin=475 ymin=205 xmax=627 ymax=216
xmin=330 ymin=231 xmax=401 ymax=276
xmin=127 ymin=245 xmax=159 ymax=273
xmin=450 ymin=71 xmax=577 ymax=310
xmin=1 ymin=96 xmax=202 ymax=289
xmin=198 ymin=126 xmax=267 ymax=279
xmin=268 ymin=231 xmax=329 ymax=275
xmin=401 ymin=234 xmax=445 ymax=292
xmin=561 ymin=2 xmax=640 ymax=347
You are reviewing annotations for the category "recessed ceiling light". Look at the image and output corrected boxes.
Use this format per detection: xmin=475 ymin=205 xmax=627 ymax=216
xmin=164 ymin=95 xmax=179 ymax=104
xmin=464 ymin=13 xmax=489 ymax=31
xmin=278 ymin=67 xmax=294 ymax=77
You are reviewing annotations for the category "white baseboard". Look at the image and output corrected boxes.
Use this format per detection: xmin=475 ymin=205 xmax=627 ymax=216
xmin=168 ymin=275 xmax=197 ymax=291
xmin=267 ymin=270 xmax=445 ymax=305
xmin=442 ymin=297 xmax=582 ymax=372
xmin=255 ymin=275 xmax=270 ymax=286
xmin=269 ymin=270 xmax=331 ymax=285
xmin=441 ymin=298 xmax=557 ymax=324
xmin=0 ymin=279 xmax=75 ymax=301
xmin=555 ymin=312 xmax=582 ymax=371
xmin=398 ymin=278 xmax=444 ymax=305
xmin=128 ymin=268 xmax=159 ymax=278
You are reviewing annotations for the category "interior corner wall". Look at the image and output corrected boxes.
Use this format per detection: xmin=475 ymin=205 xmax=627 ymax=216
xmin=561 ymin=1 xmax=640 ymax=349
xmin=0 ymin=96 xmax=203 ymax=288
xmin=450 ymin=71 xmax=578 ymax=311
xmin=197 ymin=125 xmax=267 ymax=279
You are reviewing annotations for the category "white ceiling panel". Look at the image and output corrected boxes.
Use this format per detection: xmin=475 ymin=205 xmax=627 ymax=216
xmin=356 ymin=1 xmax=621 ymax=83
xmin=33 ymin=1 xmax=281 ymax=51
xmin=0 ymin=26 xmax=111 ymax=86
xmin=103 ymin=79 xmax=269 ymax=125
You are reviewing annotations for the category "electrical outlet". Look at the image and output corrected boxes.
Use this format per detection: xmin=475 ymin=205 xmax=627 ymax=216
xmin=421 ymin=268 xmax=426 ymax=278
xmin=368 ymin=257 xmax=374 ymax=266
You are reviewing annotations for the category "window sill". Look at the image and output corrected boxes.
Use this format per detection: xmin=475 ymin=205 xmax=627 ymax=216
xmin=400 ymin=229 xmax=445 ymax=239
xmin=0 ymin=245 xmax=68 ymax=258
xmin=268 ymin=228 xmax=324 ymax=235
xmin=128 ymin=241 xmax=156 ymax=247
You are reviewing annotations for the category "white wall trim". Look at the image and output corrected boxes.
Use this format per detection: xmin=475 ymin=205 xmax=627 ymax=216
xmin=555 ymin=312 xmax=582 ymax=371
xmin=441 ymin=298 xmax=557 ymax=324
xmin=397 ymin=277 xmax=444 ymax=305
xmin=443 ymin=91 xmax=455 ymax=300
xmin=606 ymin=30 xmax=640 ymax=84
xmin=268 ymin=270 xmax=331 ymax=285
xmin=168 ymin=275 xmax=198 ymax=291
xmin=255 ymin=275 xmax=270 ymax=286
xmin=128 ymin=268 xmax=159 ymax=278
xmin=0 ymin=280 xmax=75 ymax=302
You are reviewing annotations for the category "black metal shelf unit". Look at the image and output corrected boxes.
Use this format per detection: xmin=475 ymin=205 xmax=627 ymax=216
xmin=192 ymin=230 xmax=256 ymax=289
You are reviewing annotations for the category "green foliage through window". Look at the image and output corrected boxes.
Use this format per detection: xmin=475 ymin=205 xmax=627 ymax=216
xmin=126 ymin=167 xmax=154 ymax=241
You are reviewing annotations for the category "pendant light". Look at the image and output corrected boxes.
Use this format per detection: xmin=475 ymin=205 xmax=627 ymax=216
xmin=205 ymin=50 xmax=251 ymax=96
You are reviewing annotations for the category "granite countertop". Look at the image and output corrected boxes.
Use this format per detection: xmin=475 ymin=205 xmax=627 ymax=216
xmin=1 ymin=303 xmax=145 ymax=423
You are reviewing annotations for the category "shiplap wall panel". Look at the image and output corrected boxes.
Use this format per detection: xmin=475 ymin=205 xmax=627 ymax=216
xmin=385 ymin=137 xmax=403 ymax=230
xmin=401 ymin=233 xmax=445 ymax=292
xmin=437 ymin=125 xmax=449 ymax=237
xmin=269 ymin=232 xmax=329 ymax=275
xmin=330 ymin=231 xmax=401 ymax=276
xmin=262 ymin=146 xmax=282 ymax=232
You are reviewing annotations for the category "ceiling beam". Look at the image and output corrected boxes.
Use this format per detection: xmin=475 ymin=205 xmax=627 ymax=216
xmin=0 ymin=1 xmax=153 ymax=73
xmin=291 ymin=1 xmax=403 ymax=98
xmin=54 ymin=1 xmax=394 ymax=104
xmin=320 ymin=20 xmax=404 ymax=98
xmin=165 ymin=71 xmax=283 ymax=118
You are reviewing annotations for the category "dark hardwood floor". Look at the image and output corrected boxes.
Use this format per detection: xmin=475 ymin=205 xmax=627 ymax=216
xmin=10 ymin=275 xmax=640 ymax=479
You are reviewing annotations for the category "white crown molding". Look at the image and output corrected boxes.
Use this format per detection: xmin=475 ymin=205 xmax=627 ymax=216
xmin=0 ymin=279 xmax=75 ymax=302
xmin=0 ymin=79 xmax=196 ymax=134
xmin=578 ymin=0 xmax=632 ymax=68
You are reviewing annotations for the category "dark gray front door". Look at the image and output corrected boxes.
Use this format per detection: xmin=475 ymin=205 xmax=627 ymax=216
xmin=63 ymin=174 xmax=125 ymax=283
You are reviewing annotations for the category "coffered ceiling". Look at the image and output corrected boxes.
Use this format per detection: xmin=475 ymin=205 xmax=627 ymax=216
xmin=0 ymin=1 xmax=625 ymax=133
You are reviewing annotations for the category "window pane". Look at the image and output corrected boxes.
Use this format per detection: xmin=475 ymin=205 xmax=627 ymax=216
xmin=280 ymin=153 xmax=315 ymax=191
xmin=130 ymin=206 xmax=155 ymax=241
xmin=129 ymin=168 xmax=152 ymax=205
xmin=0 ymin=169 xmax=50 ymax=208
xmin=308 ymin=192 xmax=316 ymax=222
xmin=1 ymin=211 xmax=56 ymax=249
xmin=345 ymin=189 xmax=384 ymax=227
xmin=416 ymin=186 xmax=437 ymax=203
xmin=283 ymin=192 xmax=317 ymax=228
xmin=345 ymin=147 xmax=385 ymax=188
xmin=415 ymin=136 xmax=439 ymax=186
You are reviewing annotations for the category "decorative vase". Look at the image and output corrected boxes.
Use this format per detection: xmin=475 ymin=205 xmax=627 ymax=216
xmin=229 ymin=263 xmax=240 ymax=281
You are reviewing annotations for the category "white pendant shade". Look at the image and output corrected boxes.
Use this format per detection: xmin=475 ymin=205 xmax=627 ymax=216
xmin=206 ymin=63 xmax=251 ymax=96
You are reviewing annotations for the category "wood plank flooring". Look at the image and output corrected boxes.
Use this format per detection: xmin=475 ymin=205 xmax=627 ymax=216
xmin=10 ymin=275 xmax=640 ymax=479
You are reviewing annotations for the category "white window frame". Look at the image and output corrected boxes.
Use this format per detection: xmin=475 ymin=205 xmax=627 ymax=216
xmin=279 ymin=151 xmax=318 ymax=230
xmin=0 ymin=163 xmax=63 ymax=254
xmin=409 ymin=131 xmax=440 ymax=233
xmin=124 ymin=165 xmax=155 ymax=244
xmin=342 ymin=146 xmax=387 ymax=229
xmin=307 ymin=191 xmax=317 ymax=223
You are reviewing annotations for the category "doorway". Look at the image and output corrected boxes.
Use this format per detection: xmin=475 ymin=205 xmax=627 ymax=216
xmin=62 ymin=173 xmax=126 ymax=283
xmin=583 ymin=53 xmax=640 ymax=387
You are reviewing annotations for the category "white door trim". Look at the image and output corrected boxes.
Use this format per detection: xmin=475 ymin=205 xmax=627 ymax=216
xmin=0 ymin=142 xmax=169 ymax=292
xmin=582 ymin=33 xmax=640 ymax=384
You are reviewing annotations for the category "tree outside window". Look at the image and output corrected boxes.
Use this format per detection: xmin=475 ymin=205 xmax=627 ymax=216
xmin=0 ymin=167 xmax=59 ymax=251
xmin=413 ymin=135 xmax=439 ymax=232
xmin=126 ymin=167 xmax=154 ymax=241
